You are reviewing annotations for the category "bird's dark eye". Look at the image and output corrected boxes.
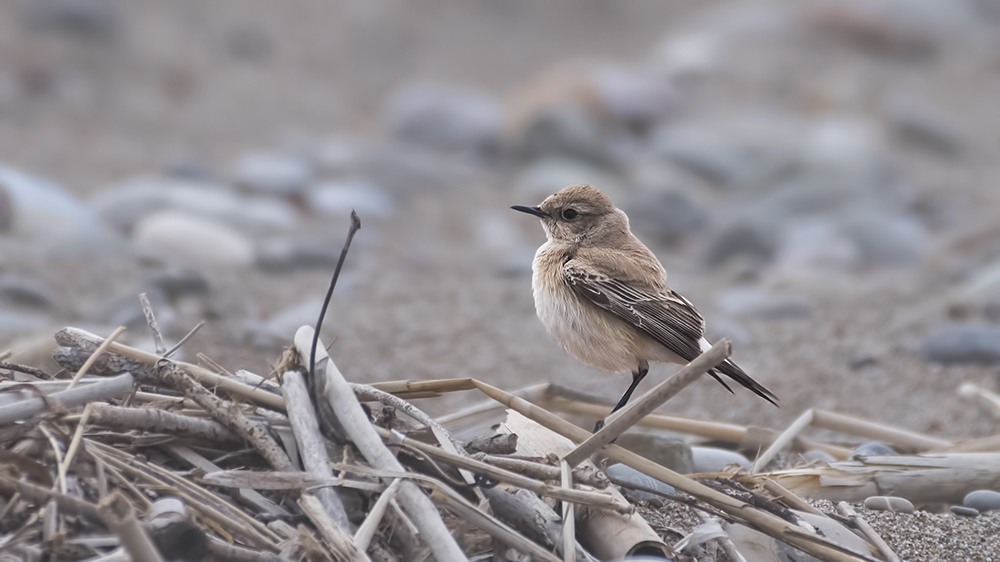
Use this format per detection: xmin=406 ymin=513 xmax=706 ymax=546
xmin=561 ymin=208 xmax=579 ymax=220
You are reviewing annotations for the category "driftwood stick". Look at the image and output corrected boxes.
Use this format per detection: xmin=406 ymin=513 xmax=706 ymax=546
xmin=293 ymin=325 xmax=467 ymax=562
xmin=561 ymin=460 xmax=576 ymax=562
xmin=811 ymin=410 xmax=949 ymax=452
xmin=353 ymin=478 xmax=402 ymax=552
xmin=465 ymin=434 xmax=519 ymax=455
xmin=298 ymin=494 xmax=368 ymax=562
xmin=837 ymin=502 xmax=901 ymax=562
xmin=166 ymin=445 xmax=291 ymax=518
xmin=90 ymin=403 xmax=240 ymax=443
xmin=753 ymin=409 xmax=815 ymax=472
xmin=54 ymin=327 xmax=286 ymax=411
xmin=474 ymin=380 xmax=870 ymax=562
xmin=96 ymin=492 xmax=165 ymax=562
xmin=0 ymin=373 xmax=133 ymax=425
xmin=154 ymin=360 xmax=293 ymax=471
xmin=281 ymin=368 xmax=350 ymax=530
xmin=564 ymin=341 xmax=731 ymax=467
xmin=53 ymin=346 xmax=158 ymax=385
xmin=67 ymin=326 xmax=127 ymax=390
xmin=0 ymin=476 xmax=101 ymax=524
xmin=351 ymin=383 xmax=452 ymax=435
xmin=473 ymin=454 xmax=609 ymax=489
xmin=372 ymin=426 xmax=628 ymax=512
xmin=207 ymin=537 xmax=292 ymax=562
xmin=138 ymin=293 xmax=167 ymax=355
xmin=199 ymin=470 xmax=384 ymax=493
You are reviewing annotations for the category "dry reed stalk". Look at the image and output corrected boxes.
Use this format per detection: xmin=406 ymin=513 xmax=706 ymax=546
xmin=353 ymin=478 xmax=402 ymax=551
xmin=166 ymin=445 xmax=290 ymax=518
xmin=837 ymin=502 xmax=901 ymax=562
xmin=473 ymin=380 xmax=871 ymax=562
xmin=298 ymin=494 xmax=369 ymax=562
xmin=564 ymin=341 xmax=731 ymax=467
xmin=472 ymin=454 xmax=609 ymax=488
xmin=753 ymin=409 xmax=815 ymax=472
xmin=367 ymin=377 xmax=477 ymax=396
xmin=90 ymin=403 xmax=239 ymax=443
xmin=66 ymin=326 xmax=126 ymax=390
xmin=810 ymin=410 xmax=949 ymax=451
xmin=96 ymin=492 xmax=165 ymax=562
xmin=560 ymin=460 xmax=576 ymax=562
xmin=0 ymin=373 xmax=134 ymax=425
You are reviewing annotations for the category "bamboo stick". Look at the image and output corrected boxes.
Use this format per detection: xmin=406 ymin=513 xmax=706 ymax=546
xmin=811 ymin=410 xmax=949 ymax=452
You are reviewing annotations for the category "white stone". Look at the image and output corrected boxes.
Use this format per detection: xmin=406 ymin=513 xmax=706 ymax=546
xmin=133 ymin=211 xmax=255 ymax=267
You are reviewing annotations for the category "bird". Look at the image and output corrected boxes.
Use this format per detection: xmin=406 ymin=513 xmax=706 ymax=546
xmin=512 ymin=184 xmax=777 ymax=431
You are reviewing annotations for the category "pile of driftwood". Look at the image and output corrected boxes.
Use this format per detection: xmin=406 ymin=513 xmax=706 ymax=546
xmin=2 ymin=300 xmax=1000 ymax=561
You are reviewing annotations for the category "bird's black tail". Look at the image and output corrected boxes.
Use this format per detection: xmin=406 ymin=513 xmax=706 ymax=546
xmin=710 ymin=359 xmax=778 ymax=407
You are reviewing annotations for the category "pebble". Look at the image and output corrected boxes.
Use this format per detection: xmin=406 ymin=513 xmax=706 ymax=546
xmin=22 ymin=0 xmax=119 ymax=43
xmin=922 ymin=323 xmax=1000 ymax=365
xmin=616 ymin=430 xmax=694 ymax=474
xmin=841 ymin=211 xmax=926 ymax=266
xmin=962 ymin=490 xmax=1000 ymax=513
xmin=306 ymin=181 xmax=394 ymax=218
xmin=715 ymin=287 xmax=812 ymax=321
xmin=605 ymin=463 xmax=675 ymax=502
xmin=948 ymin=260 xmax=1000 ymax=315
xmin=802 ymin=449 xmax=837 ymax=464
xmin=133 ymin=211 xmax=256 ymax=268
xmin=0 ymin=164 xmax=103 ymax=239
xmin=885 ymin=99 xmax=963 ymax=157
xmin=621 ymin=189 xmax=708 ymax=246
xmin=703 ymin=221 xmax=780 ymax=268
xmin=691 ymin=446 xmax=749 ymax=473
xmin=0 ymin=275 xmax=60 ymax=311
xmin=148 ymin=268 xmax=211 ymax=300
xmin=852 ymin=441 xmax=895 ymax=457
xmin=232 ymin=152 xmax=311 ymax=196
xmin=951 ymin=506 xmax=980 ymax=517
xmin=385 ymin=83 xmax=501 ymax=154
xmin=863 ymin=496 xmax=914 ymax=514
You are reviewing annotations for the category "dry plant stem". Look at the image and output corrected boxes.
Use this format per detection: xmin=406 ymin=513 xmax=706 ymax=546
xmin=53 ymin=346 xmax=158 ymax=385
xmin=293 ymin=325 xmax=467 ymax=562
xmin=281 ymin=369 xmax=350 ymax=530
xmin=55 ymin=328 xmax=286 ymax=411
xmin=66 ymin=326 xmax=127 ymax=391
xmin=0 ymin=476 xmax=100 ymax=524
xmin=139 ymin=293 xmax=167 ymax=355
xmin=474 ymin=454 xmax=609 ymax=489
xmin=58 ymin=403 xmax=93 ymax=489
xmin=368 ymin=377 xmax=476 ymax=396
xmin=757 ymin=479 xmax=826 ymax=517
xmin=560 ymin=461 xmax=576 ymax=562
xmin=753 ymin=409 xmax=815 ymax=472
xmin=96 ymin=492 xmax=165 ymax=562
xmin=936 ymin=433 xmax=1000 ymax=453
xmin=207 ymin=537 xmax=292 ymax=562
xmin=351 ymin=383 xmax=452 ymax=435
xmin=541 ymin=397 xmax=852 ymax=460
xmin=199 ymin=470 xmax=384 ymax=493
xmin=298 ymin=494 xmax=369 ymax=562
xmin=154 ymin=360 xmax=293 ymax=471
xmin=166 ymin=445 xmax=290 ymax=518
xmin=428 ymin=487 xmax=562 ymax=562
xmin=473 ymin=381 xmax=870 ymax=562
xmin=810 ymin=410 xmax=949 ymax=451
xmin=354 ymin=478 xmax=402 ymax=552
xmin=564 ymin=340 xmax=731 ymax=467
xmin=0 ymin=373 xmax=133 ymax=425
xmin=372 ymin=426 xmax=627 ymax=512
xmin=90 ymin=403 xmax=239 ymax=443
xmin=837 ymin=502 xmax=901 ymax=562
xmin=165 ymin=320 xmax=205 ymax=358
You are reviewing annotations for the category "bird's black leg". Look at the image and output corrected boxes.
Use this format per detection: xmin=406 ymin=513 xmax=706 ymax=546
xmin=594 ymin=364 xmax=649 ymax=432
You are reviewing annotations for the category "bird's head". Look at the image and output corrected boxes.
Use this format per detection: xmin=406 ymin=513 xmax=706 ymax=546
xmin=512 ymin=184 xmax=628 ymax=245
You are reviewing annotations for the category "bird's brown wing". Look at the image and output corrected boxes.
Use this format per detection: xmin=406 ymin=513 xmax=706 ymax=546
xmin=564 ymin=261 xmax=778 ymax=405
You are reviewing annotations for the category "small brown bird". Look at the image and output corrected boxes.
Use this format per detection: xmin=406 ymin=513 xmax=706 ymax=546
xmin=513 ymin=184 xmax=777 ymax=430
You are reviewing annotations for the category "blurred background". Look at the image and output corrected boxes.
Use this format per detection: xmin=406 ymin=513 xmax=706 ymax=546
xmin=2 ymin=0 xmax=1000 ymax=440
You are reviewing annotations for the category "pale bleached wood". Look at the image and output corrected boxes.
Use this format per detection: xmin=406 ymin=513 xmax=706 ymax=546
xmin=199 ymin=470 xmax=384 ymax=492
xmin=96 ymin=492 xmax=165 ymax=562
xmin=166 ymin=445 xmax=290 ymax=517
xmin=0 ymin=373 xmax=133 ymax=425
xmin=281 ymin=369 xmax=350 ymax=530
xmin=293 ymin=326 xmax=466 ymax=562
xmin=91 ymin=403 xmax=238 ymax=443
xmin=354 ymin=479 xmax=402 ymax=551
xmin=560 ymin=461 xmax=576 ymax=562
xmin=298 ymin=494 xmax=368 ymax=562
xmin=752 ymin=409 xmax=815 ymax=473
xmin=811 ymin=410 xmax=950 ymax=451
xmin=563 ymin=340 xmax=731 ymax=467
xmin=472 ymin=454 xmax=609 ymax=489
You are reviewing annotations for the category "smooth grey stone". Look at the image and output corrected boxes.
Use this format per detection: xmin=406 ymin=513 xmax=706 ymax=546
xmin=863 ymin=496 xmax=914 ymax=514
xmin=310 ymin=137 xmax=366 ymax=177
xmin=148 ymin=269 xmax=211 ymax=299
xmin=716 ymin=287 xmax=812 ymax=321
xmin=622 ymin=189 xmax=708 ymax=246
xmin=948 ymin=261 xmax=1000 ymax=315
xmin=0 ymin=275 xmax=60 ymax=311
xmin=691 ymin=446 xmax=749 ymax=473
xmin=650 ymin=127 xmax=785 ymax=189
xmin=133 ymin=211 xmax=255 ymax=268
xmin=515 ymin=103 xmax=610 ymax=165
xmin=802 ymin=449 xmax=837 ymax=464
xmin=605 ymin=463 xmax=674 ymax=502
xmin=233 ymin=152 xmax=311 ymax=195
xmin=951 ymin=506 xmax=980 ymax=517
xmin=22 ymin=0 xmax=119 ymax=43
xmin=307 ymin=181 xmax=393 ymax=218
xmin=704 ymin=221 xmax=780 ymax=267
xmin=0 ymin=164 xmax=103 ymax=239
xmin=841 ymin=212 xmax=926 ymax=266
xmin=385 ymin=83 xmax=501 ymax=154
xmin=248 ymin=295 xmax=351 ymax=348
xmin=616 ymin=430 xmax=694 ymax=474
xmin=852 ymin=441 xmax=895 ymax=458
xmin=923 ymin=323 xmax=1000 ymax=365
xmin=963 ymin=490 xmax=1000 ymax=513
xmin=886 ymin=101 xmax=963 ymax=157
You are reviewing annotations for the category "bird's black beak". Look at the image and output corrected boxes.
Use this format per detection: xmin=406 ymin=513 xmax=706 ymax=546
xmin=511 ymin=205 xmax=549 ymax=218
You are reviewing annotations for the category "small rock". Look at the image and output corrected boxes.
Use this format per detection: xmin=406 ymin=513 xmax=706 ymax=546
xmin=385 ymin=83 xmax=501 ymax=155
xmin=948 ymin=261 xmax=1000 ymax=316
xmin=0 ymin=165 xmax=103 ymax=239
xmin=309 ymin=137 xmax=366 ymax=177
xmin=863 ymin=496 xmax=914 ymax=514
xmin=616 ymin=430 xmax=694 ymax=474
xmin=514 ymin=158 xmax=625 ymax=204
xmin=232 ymin=152 xmax=311 ymax=196
xmin=691 ymin=446 xmax=749 ymax=473
xmin=951 ymin=505 xmax=980 ymax=517
xmin=306 ymin=181 xmax=393 ymax=218
xmin=0 ymin=311 xmax=52 ymax=343
xmin=923 ymin=323 xmax=1000 ymax=365
xmin=963 ymin=490 xmax=1000 ymax=513
xmin=841 ymin=211 xmax=926 ymax=266
xmin=852 ymin=441 xmax=895 ymax=457
xmin=886 ymin=99 xmax=963 ymax=157
xmin=133 ymin=211 xmax=255 ymax=268
xmin=605 ymin=463 xmax=675 ymax=502
xmin=847 ymin=353 xmax=879 ymax=370
xmin=0 ymin=275 xmax=60 ymax=311
xmin=802 ymin=449 xmax=837 ymax=464
xmin=703 ymin=221 xmax=780 ymax=268
xmin=715 ymin=287 xmax=812 ymax=321
xmin=621 ymin=189 xmax=708 ymax=246
xmin=22 ymin=0 xmax=119 ymax=43
xmin=513 ymin=103 xmax=610 ymax=165
xmin=148 ymin=268 xmax=211 ymax=300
